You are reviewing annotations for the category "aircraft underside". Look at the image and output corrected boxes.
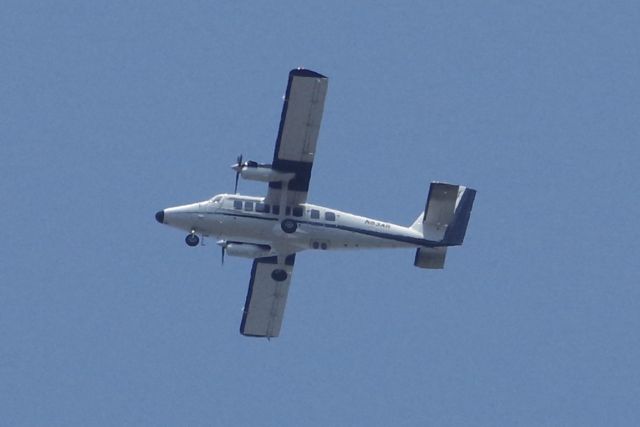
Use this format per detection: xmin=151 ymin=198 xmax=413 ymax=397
xmin=155 ymin=68 xmax=476 ymax=337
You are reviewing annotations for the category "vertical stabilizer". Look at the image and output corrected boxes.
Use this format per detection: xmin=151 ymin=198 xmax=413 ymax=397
xmin=416 ymin=182 xmax=476 ymax=245
xmin=411 ymin=182 xmax=476 ymax=269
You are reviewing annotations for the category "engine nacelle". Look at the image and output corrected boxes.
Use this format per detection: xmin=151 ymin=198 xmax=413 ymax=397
xmin=239 ymin=164 xmax=294 ymax=183
xmin=225 ymin=242 xmax=271 ymax=259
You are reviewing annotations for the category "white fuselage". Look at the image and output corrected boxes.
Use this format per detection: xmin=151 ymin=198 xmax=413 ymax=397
xmin=160 ymin=193 xmax=430 ymax=257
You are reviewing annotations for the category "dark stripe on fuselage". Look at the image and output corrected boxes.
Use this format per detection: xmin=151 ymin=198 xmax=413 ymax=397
xmin=191 ymin=210 xmax=440 ymax=248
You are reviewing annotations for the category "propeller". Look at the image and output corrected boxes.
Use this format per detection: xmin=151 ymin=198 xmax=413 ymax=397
xmin=217 ymin=240 xmax=228 ymax=265
xmin=231 ymin=154 xmax=243 ymax=193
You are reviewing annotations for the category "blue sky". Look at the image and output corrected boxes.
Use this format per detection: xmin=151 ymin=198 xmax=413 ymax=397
xmin=2 ymin=1 xmax=639 ymax=425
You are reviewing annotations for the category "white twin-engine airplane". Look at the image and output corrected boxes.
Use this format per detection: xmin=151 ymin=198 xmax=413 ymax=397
xmin=155 ymin=69 xmax=476 ymax=338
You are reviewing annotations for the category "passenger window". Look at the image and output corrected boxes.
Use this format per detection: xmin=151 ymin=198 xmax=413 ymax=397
xmin=325 ymin=211 xmax=336 ymax=221
xmin=292 ymin=207 xmax=303 ymax=217
xmin=310 ymin=209 xmax=320 ymax=219
xmin=272 ymin=205 xmax=280 ymax=215
xmin=255 ymin=203 xmax=270 ymax=213
xmin=244 ymin=201 xmax=253 ymax=211
xmin=233 ymin=200 xmax=242 ymax=210
xmin=285 ymin=206 xmax=291 ymax=216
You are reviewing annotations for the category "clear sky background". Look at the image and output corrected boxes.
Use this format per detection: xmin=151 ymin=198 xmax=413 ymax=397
xmin=2 ymin=1 xmax=639 ymax=425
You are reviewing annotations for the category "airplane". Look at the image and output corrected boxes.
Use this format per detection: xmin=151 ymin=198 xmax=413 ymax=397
xmin=155 ymin=68 xmax=476 ymax=338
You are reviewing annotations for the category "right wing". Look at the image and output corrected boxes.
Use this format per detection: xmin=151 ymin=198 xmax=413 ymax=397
xmin=240 ymin=255 xmax=296 ymax=338
xmin=265 ymin=69 xmax=328 ymax=207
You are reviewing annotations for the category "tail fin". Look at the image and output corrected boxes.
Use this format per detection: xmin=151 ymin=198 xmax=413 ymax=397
xmin=411 ymin=182 xmax=476 ymax=269
xmin=443 ymin=185 xmax=476 ymax=245
xmin=410 ymin=213 xmax=424 ymax=233
xmin=417 ymin=182 xmax=476 ymax=245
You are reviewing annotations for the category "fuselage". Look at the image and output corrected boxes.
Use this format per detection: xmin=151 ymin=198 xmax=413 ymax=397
xmin=158 ymin=193 xmax=435 ymax=256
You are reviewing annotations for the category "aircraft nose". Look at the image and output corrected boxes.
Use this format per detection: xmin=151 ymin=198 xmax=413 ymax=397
xmin=155 ymin=210 xmax=165 ymax=224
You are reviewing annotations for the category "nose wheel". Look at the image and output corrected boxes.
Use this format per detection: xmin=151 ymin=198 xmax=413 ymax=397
xmin=185 ymin=232 xmax=200 ymax=247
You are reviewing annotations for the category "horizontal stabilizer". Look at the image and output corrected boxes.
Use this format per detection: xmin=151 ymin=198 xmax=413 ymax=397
xmin=414 ymin=246 xmax=447 ymax=269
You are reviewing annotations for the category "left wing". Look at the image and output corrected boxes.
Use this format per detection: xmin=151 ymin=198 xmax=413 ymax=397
xmin=265 ymin=69 xmax=328 ymax=207
xmin=240 ymin=255 xmax=296 ymax=338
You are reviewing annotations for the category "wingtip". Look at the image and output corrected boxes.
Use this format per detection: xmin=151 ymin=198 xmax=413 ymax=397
xmin=290 ymin=68 xmax=327 ymax=79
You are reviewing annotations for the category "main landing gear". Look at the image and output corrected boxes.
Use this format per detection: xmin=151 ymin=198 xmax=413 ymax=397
xmin=281 ymin=219 xmax=297 ymax=234
xmin=271 ymin=269 xmax=288 ymax=281
xmin=185 ymin=231 xmax=200 ymax=247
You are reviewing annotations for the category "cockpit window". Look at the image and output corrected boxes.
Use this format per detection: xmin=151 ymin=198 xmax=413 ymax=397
xmin=211 ymin=196 xmax=222 ymax=203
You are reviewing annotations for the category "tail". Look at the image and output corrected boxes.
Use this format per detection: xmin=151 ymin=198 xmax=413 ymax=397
xmin=410 ymin=182 xmax=476 ymax=269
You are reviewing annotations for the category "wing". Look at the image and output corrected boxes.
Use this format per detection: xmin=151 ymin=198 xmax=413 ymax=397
xmin=240 ymin=254 xmax=296 ymax=338
xmin=265 ymin=69 xmax=328 ymax=206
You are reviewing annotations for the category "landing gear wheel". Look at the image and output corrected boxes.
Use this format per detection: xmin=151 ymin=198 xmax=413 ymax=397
xmin=271 ymin=269 xmax=288 ymax=282
xmin=185 ymin=233 xmax=200 ymax=247
xmin=281 ymin=219 xmax=297 ymax=234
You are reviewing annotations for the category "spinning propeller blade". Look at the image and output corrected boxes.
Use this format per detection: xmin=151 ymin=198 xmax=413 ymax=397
xmin=233 ymin=154 xmax=243 ymax=193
